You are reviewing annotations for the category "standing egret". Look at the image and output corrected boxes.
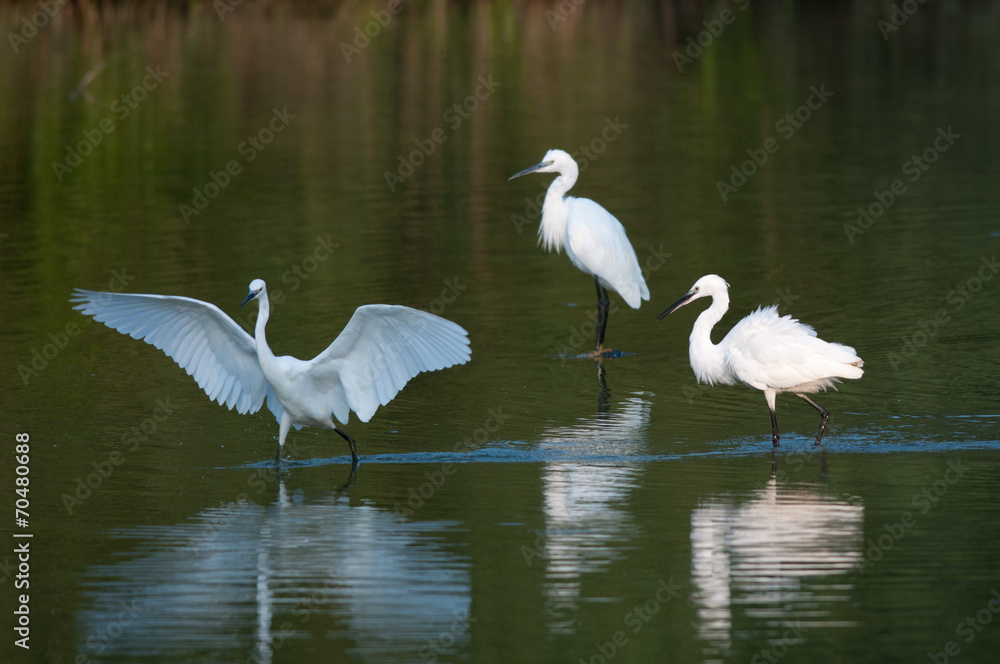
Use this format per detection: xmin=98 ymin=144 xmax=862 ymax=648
xmin=657 ymin=275 xmax=863 ymax=447
xmin=509 ymin=149 xmax=650 ymax=356
xmin=71 ymin=279 xmax=471 ymax=464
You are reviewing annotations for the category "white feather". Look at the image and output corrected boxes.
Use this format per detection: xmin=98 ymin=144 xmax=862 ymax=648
xmin=70 ymin=290 xmax=274 ymax=416
xmin=71 ymin=282 xmax=471 ymax=460
xmin=511 ymin=148 xmax=650 ymax=321
xmin=660 ymin=275 xmax=863 ymax=445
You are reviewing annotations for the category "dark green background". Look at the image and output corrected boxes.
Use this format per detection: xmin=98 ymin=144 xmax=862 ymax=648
xmin=2 ymin=1 xmax=999 ymax=662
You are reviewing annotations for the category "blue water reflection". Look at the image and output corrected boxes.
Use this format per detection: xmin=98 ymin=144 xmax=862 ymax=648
xmin=78 ymin=483 xmax=470 ymax=663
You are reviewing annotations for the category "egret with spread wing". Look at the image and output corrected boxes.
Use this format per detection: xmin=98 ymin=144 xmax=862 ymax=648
xmin=657 ymin=275 xmax=863 ymax=447
xmin=72 ymin=279 xmax=471 ymax=463
xmin=509 ymin=149 xmax=650 ymax=356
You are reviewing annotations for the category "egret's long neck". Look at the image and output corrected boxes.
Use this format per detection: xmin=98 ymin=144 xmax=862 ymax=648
xmin=539 ymin=165 xmax=578 ymax=253
xmin=253 ymin=292 xmax=276 ymax=363
xmin=689 ymin=292 xmax=730 ymax=385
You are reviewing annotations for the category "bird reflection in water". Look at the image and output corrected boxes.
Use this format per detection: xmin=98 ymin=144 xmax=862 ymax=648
xmin=76 ymin=477 xmax=472 ymax=663
xmin=535 ymin=364 xmax=651 ymax=635
xmin=690 ymin=476 xmax=864 ymax=662
xmin=771 ymin=445 xmax=829 ymax=479
xmin=595 ymin=358 xmax=611 ymax=414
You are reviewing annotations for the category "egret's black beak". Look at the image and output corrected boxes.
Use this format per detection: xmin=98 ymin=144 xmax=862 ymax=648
xmin=657 ymin=291 xmax=696 ymax=321
xmin=508 ymin=161 xmax=551 ymax=180
xmin=240 ymin=291 xmax=256 ymax=308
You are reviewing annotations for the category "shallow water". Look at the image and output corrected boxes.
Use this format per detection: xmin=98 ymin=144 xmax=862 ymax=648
xmin=2 ymin=1 xmax=1000 ymax=663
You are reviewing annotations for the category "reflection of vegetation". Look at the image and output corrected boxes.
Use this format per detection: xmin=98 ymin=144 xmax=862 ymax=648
xmin=3 ymin=2 xmax=996 ymax=401
xmin=3 ymin=3 xmax=999 ymax=659
xmin=3 ymin=1 xmax=993 ymax=285
xmin=3 ymin=0 xmax=997 ymax=447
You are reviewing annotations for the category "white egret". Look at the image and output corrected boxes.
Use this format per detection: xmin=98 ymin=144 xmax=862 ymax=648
xmin=71 ymin=279 xmax=471 ymax=464
xmin=509 ymin=149 xmax=650 ymax=356
xmin=657 ymin=275 xmax=863 ymax=447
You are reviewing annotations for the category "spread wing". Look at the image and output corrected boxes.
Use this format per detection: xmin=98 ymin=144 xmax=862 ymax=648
xmin=308 ymin=305 xmax=471 ymax=424
xmin=70 ymin=289 xmax=279 ymax=418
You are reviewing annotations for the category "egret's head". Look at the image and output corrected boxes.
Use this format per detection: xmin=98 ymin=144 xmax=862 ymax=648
xmin=241 ymin=279 xmax=266 ymax=307
xmin=657 ymin=275 xmax=729 ymax=320
xmin=508 ymin=148 xmax=576 ymax=180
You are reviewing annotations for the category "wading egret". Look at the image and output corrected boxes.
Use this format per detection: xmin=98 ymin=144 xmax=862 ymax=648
xmin=71 ymin=279 xmax=471 ymax=464
xmin=657 ymin=275 xmax=863 ymax=447
xmin=509 ymin=149 xmax=650 ymax=356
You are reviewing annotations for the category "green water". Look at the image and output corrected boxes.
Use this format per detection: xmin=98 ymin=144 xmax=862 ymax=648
xmin=2 ymin=1 xmax=1000 ymax=663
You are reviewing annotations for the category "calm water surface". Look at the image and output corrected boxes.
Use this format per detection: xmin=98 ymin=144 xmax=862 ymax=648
xmin=2 ymin=1 xmax=999 ymax=663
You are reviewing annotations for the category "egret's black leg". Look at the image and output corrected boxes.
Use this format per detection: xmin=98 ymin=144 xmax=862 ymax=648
xmin=334 ymin=427 xmax=360 ymax=464
xmin=598 ymin=285 xmax=611 ymax=352
xmin=770 ymin=408 xmax=780 ymax=447
xmin=274 ymin=445 xmax=282 ymax=465
xmin=593 ymin=277 xmax=607 ymax=354
xmin=797 ymin=394 xmax=830 ymax=445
